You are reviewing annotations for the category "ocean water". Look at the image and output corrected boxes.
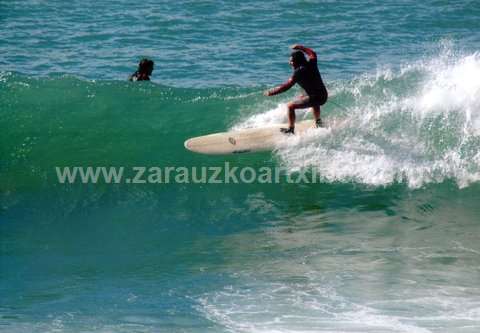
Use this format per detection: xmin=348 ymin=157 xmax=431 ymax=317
xmin=1 ymin=1 xmax=480 ymax=332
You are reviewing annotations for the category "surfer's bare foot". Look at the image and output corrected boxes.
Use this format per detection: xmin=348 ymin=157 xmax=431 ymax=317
xmin=316 ymin=118 xmax=323 ymax=128
xmin=280 ymin=127 xmax=295 ymax=135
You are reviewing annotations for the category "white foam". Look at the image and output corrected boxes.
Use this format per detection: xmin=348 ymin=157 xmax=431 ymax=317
xmin=232 ymin=103 xmax=311 ymax=131
xmin=234 ymin=49 xmax=480 ymax=188
xmin=198 ymin=279 xmax=442 ymax=333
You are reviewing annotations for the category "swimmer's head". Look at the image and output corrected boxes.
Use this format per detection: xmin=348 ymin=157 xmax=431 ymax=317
xmin=138 ymin=58 xmax=154 ymax=75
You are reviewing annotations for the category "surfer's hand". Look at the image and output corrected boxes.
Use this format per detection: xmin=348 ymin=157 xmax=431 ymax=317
xmin=263 ymin=90 xmax=272 ymax=96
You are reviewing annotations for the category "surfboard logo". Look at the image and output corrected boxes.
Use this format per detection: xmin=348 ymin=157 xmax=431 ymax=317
xmin=228 ymin=137 xmax=236 ymax=145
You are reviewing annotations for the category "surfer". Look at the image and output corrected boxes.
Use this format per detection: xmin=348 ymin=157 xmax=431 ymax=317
xmin=129 ymin=58 xmax=154 ymax=81
xmin=264 ymin=45 xmax=328 ymax=134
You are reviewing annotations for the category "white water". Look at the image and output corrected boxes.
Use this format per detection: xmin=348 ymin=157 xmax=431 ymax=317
xmin=235 ymin=52 xmax=480 ymax=189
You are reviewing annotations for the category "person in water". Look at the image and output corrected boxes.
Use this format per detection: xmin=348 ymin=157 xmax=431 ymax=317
xmin=264 ymin=44 xmax=328 ymax=134
xmin=129 ymin=58 xmax=154 ymax=81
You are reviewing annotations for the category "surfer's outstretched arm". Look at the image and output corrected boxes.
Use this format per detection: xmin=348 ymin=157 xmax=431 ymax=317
xmin=264 ymin=77 xmax=295 ymax=96
xmin=291 ymin=44 xmax=317 ymax=61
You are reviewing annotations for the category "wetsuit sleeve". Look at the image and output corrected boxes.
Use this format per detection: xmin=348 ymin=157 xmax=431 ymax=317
xmin=293 ymin=45 xmax=317 ymax=62
xmin=268 ymin=77 xmax=295 ymax=96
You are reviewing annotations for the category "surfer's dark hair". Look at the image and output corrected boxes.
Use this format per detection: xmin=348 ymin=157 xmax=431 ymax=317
xmin=138 ymin=58 xmax=154 ymax=74
xmin=290 ymin=50 xmax=307 ymax=66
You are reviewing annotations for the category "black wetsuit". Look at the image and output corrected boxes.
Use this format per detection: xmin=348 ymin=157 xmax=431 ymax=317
xmin=291 ymin=56 xmax=328 ymax=107
xmin=269 ymin=46 xmax=328 ymax=108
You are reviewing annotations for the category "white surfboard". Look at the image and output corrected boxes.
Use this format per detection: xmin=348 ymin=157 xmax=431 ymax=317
xmin=184 ymin=120 xmax=324 ymax=155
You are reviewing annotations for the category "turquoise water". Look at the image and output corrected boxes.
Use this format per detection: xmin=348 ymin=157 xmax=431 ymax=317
xmin=1 ymin=1 xmax=480 ymax=332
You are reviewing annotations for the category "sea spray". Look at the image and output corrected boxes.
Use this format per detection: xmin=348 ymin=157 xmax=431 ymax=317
xmin=234 ymin=52 xmax=480 ymax=188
